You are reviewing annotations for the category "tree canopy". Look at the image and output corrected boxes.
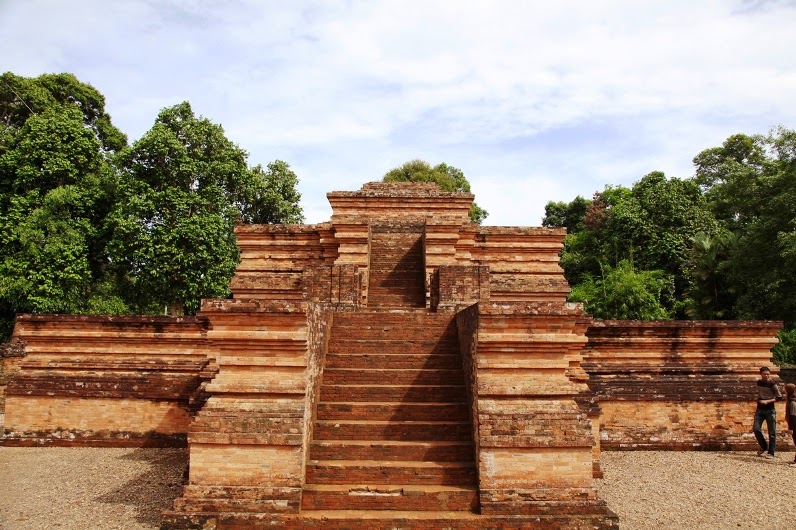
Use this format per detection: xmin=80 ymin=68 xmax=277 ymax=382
xmin=0 ymin=73 xmax=128 ymax=338
xmin=0 ymin=73 xmax=304 ymax=339
xmin=545 ymin=126 xmax=796 ymax=363
xmin=383 ymin=159 xmax=488 ymax=223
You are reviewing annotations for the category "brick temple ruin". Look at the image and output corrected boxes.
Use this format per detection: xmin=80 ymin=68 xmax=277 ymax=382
xmin=0 ymin=182 xmax=783 ymax=529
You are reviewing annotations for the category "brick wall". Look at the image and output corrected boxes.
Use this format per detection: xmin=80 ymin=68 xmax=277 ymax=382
xmin=0 ymin=339 xmax=25 ymax=414
xmin=166 ymin=298 xmax=322 ymax=518
xmin=470 ymin=227 xmax=571 ymax=303
xmin=472 ymin=302 xmax=605 ymax=517
xmin=2 ymin=314 xmax=212 ymax=446
xmin=232 ymin=224 xmax=337 ymax=299
xmin=583 ymin=320 xmax=783 ymax=450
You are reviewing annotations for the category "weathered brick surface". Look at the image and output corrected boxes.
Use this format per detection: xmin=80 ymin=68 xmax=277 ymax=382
xmin=303 ymin=309 xmax=479 ymax=515
xmin=231 ymin=225 xmax=336 ymax=300
xmin=582 ymin=320 xmax=783 ymax=450
xmin=470 ymin=227 xmax=571 ymax=303
xmin=161 ymin=510 xmax=618 ymax=529
xmin=166 ymin=300 xmax=327 ymax=521
xmin=2 ymin=315 xmax=212 ymax=446
xmin=368 ymin=225 xmax=426 ymax=308
xmin=436 ymin=265 xmax=489 ymax=310
xmin=0 ymin=339 xmax=25 ymax=413
xmin=470 ymin=303 xmax=600 ymax=516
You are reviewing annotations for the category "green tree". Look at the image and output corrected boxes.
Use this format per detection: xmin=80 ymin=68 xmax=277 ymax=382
xmin=0 ymin=73 xmax=127 ymax=340
xmin=682 ymin=230 xmax=738 ymax=319
xmin=1 ymin=72 xmax=126 ymax=153
xmin=542 ymin=195 xmax=589 ymax=234
xmin=606 ymin=172 xmax=718 ymax=286
xmin=548 ymin=173 xmax=717 ymax=318
xmin=109 ymin=102 xmax=304 ymax=315
xmin=569 ymin=260 xmax=673 ymax=320
xmin=692 ymin=133 xmax=767 ymax=230
xmin=383 ymin=159 xmax=488 ymax=223
xmin=238 ymin=161 xmax=304 ymax=224
xmin=693 ymin=127 xmax=796 ymax=362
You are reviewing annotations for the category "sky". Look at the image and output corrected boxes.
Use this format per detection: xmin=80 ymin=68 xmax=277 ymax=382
xmin=2 ymin=0 xmax=795 ymax=226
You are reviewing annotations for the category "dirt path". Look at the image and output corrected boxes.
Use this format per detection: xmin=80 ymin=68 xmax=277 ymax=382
xmin=2 ymin=446 xmax=796 ymax=529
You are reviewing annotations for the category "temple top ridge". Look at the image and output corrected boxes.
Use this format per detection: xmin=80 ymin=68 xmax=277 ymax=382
xmin=327 ymin=180 xmax=474 ymax=198
xmin=327 ymin=181 xmax=474 ymax=224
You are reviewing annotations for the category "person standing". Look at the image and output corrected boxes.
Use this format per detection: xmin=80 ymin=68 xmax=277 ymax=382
xmin=754 ymin=366 xmax=782 ymax=458
xmin=785 ymin=383 xmax=796 ymax=466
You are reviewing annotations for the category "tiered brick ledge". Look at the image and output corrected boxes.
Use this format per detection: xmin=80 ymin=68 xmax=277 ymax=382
xmin=2 ymin=314 xmax=214 ymax=447
xmin=583 ymin=320 xmax=783 ymax=450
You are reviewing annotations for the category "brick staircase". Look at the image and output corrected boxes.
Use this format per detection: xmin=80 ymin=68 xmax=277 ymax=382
xmin=367 ymin=225 xmax=426 ymax=308
xmin=300 ymin=309 xmax=479 ymax=521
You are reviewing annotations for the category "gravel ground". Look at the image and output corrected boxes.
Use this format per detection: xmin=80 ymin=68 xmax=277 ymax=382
xmin=1 ymin=445 xmax=795 ymax=530
xmin=0 ymin=446 xmax=186 ymax=530
xmin=595 ymin=450 xmax=796 ymax=529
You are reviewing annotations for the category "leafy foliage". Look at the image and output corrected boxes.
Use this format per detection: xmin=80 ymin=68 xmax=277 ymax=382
xmin=569 ymin=261 xmax=673 ymax=320
xmin=682 ymin=230 xmax=738 ymax=319
xmin=0 ymin=73 xmax=128 ymax=338
xmin=542 ymin=195 xmax=589 ymax=234
xmin=0 ymin=74 xmax=304 ymax=338
xmin=383 ymin=159 xmax=488 ymax=223
xmin=109 ymin=101 xmax=303 ymax=315
xmin=549 ymin=126 xmax=796 ymax=363
xmin=546 ymin=172 xmax=716 ymax=318
xmin=239 ymin=161 xmax=304 ymax=224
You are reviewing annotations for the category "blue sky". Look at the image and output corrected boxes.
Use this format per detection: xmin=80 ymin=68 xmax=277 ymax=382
xmin=2 ymin=0 xmax=795 ymax=226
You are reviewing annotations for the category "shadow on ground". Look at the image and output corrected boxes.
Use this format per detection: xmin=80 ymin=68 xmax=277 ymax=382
xmin=94 ymin=448 xmax=188 ymax=526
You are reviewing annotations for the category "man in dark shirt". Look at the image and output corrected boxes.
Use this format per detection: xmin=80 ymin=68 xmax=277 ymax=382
xmin=754 ymin=366 xmax=782 ymax=458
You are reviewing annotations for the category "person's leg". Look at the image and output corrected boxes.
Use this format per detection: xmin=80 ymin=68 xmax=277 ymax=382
xmin=791 ymin=429 xmax=796 ymax=463
xmin=753 ymin=410 xmax=768 ymax=453
xmin=766 ymin=409 xmax=777 ymax=456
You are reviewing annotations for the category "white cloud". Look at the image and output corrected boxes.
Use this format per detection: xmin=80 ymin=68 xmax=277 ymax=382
xmin=2 ymin=0 xmax=795 ymax=226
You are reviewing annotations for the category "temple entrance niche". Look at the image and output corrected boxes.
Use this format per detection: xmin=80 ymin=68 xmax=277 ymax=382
xmin=367 ymin=222 xmax=426 ymax=308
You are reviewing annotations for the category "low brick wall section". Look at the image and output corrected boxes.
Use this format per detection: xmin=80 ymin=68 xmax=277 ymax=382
xmin=2 ymin=314 xmax=214 ymax=446
xmin=0 ymin=339 xmax=26 ymax=414
xmin=582 ymin=320 xmax=783 ymax=450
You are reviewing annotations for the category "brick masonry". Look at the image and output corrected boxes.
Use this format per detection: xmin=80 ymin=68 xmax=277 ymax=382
xmin=0 ymin=339 xmax=25 ymax=414
xmin=2 ymin=315 xmax=213 ymax=446
xmin=582 ymin=320 xmax=783 ymax=450
xmin=2 ymin=182 xmax=783 ymax=529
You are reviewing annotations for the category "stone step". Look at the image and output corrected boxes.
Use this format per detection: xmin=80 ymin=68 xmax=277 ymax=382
xmin=300 ymin=484 xmax=479 ymax=511
xmin=309 ymin=440 xmax=474 ymax=462
xmin=368 ymin=265 xmax=424 ymax=273
xmin=367 ymin=294 xmax=426 ymax=308
xmin=329 ymin=324 xmax=459 ymax=340
xmin=294 ymin=510 xmax=619 ymax=529
xmin=369 ymin=251 xmax=423 ymax=259
xmin=368 ymin=273 xmax=424 ymax=281
xmin=316 ymin=402 xmax=470 ymax=422
xmin=369 ymin=245 xmax=422 ymax=253
xmin=163 ymin=510 xmax=620 ymax=529
xmin=367 ymin=286 xmax=424 ymax=295
xmin=368 ymin=264 xmax=424 ymax=272
xmin=313 ymin=420 xmax=471 ymax=441
xmin=166 ymin=484 xmax=301 ymax=514
xmin=327 ymin=341 xmax=458 ymax=355
xmin=305 ymin=460 xmax=478 ymax=486
xmin=369 ymin=252 xmax=422 ymax=259
xmin=331 ymin=311 xmax=453 ymax=324
xmin=324 ymin=353 xmax=462 ymax=369
xmin=330 ymin=320 xmax=454 ymax=331
xmin=321 ymin=368 xmax=465 ymax=386
xmin=370 ymin=239 xmax=422 ymax=246
xmin=319 ymin=384 xmax=467 ymax=403
xmin=368 ymin=267 xmax=423 ymax=275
